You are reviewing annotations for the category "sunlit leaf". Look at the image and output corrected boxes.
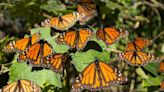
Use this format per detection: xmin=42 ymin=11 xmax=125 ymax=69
xmin=136 ymin=67 xmax=149 ymax=79
xmin=71 ymin=50 xmax=95 ymax=72
xmin=30 ymin=27 xmax=69 ymax=53
xmin=9 ymin=60 xmax=61 ymax=88
xmin=142 ymin=76 xmax=162 ymax=87
xmin=71 ymin=50 xmax=110 ymax=72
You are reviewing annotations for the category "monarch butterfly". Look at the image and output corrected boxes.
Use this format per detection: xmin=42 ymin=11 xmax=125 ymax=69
xmin=41 ymin=12 xmax=81 ymax=30
xmin=160 ymin=81 xmax=164 ymax=90
xmin=45 ymin=53 xmax=69 ymax=73
xmin=126 ymin=38 xmax=152 ymax=51
xmin=96 ymin=27 xmax=128 ymax=45
xmin=1 ymin=79 xmax=42 ymax=92
xmin=56 ymin=28 xmax=93 ymax=50
xmin=71 ymin=60 xmax=127 ymax=91
xmin=159 ymin=61 xmax=164 ymax=72
xmin=4 ymin=33 xmax=41 ymax=53
xmin=118 ymin=51 xmax=160 ymax=66
xmin=77 ymin=0 xmax=97 ymax=25
xmin=18 ymin=40 xmax=54 ymax=67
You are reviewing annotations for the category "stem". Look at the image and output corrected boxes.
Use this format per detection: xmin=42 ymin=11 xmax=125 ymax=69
xmin=42 ymin=13 xmax=53 ymax=19
xmin=106 ymin=48 xmax=122 ymax=53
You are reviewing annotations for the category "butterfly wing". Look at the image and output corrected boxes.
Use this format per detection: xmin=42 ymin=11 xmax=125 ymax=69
xmin=159 ymin=61 xmax=164 ymax=72
xmin=19 ymin=41 xmax=53 ymax=66
xmin=42 ymin=12 xmax=80 ymax=30
xmin=31 ymin=33 xmax=41 ymax=45
xmin=4 ymin=33 xmax=40 ymax=53
xmin=160 ymin=81 xmax=164 ymax=91
xmin=2 ymin=80 xmax=41 ymax=92
xmin=98 ymin=61 xmax=127 ymax=85
xmin=56 ymin=31 xmax=77 ymax=49
xmin=1 ymin=81 xmax=18 ymax=92
xmin=119 ymin=51 xmax=159 ymax=66
xmin=4 ymin=38 xmax=30 ymax=53
xmin=72 ymin=62 xmax=96 ymax=92
xmin=97 ymin=27 xmax=128 ymax=45
xmin=46 ymin=53 xmax=68 ymax=73
xmin=126 ymin=38 xmax=152 ymax=51
xmin=72 ymin=61 xmax=127 ymax=91
xmin=77 ymin=29 xmax=93 ymax=50
xmin=78 ymin=0 xmax=97 ymax=25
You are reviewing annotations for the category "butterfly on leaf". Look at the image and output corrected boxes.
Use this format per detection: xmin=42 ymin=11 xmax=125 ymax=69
xmin=1 ymin=79 xmax=42 ymax=92
xmin=96 ymin=27 xmax=128 ymax=45
xmin=56 ymin=28 xmax=93 ymax=50
xmin=126 ymin=38 xmax=152 ymax=51
xmin=41 ymin=12 xmax=81 ymax=31
xmin=71 ymin=60 xmax=127 ymax=92
xmin=3 ymin=33 xmax=41 ymax=53
xmin=77 ymin=0 xmax=97 ymax=25
xmin=18 ymin=39 xmax=54 ymax=67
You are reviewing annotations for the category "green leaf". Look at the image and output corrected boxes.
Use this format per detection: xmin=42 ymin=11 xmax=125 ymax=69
xmin=30 ymin=27 xmax=69 ymax=53
xmin=71 ymin=50 xmax=95 ymax=72
xmin=143 ymin=63 xmax=159 ymax=76
xmin=9 ymin=61 xmax=62 ymax=88
xmin=91 ymin=36 xmax=107 ymax=51
xmin=30 ymin=69 xmax=62 ymax=88
xmin=9 ymin=62 xmax=32 ymax=82
xmin=136 ymin=67 xmax=149 ymax=79
xmin=136 ymin=83 xmax=148 ymax=92
xmin=89 ymin=50 xmax=110 ymax=62
xmin=71 ymin=50 xmax=110 ymax=72
xmin=142 ymin=76 xmax=162 ymax=87
xmin=40 ymin=0 xmax=66 ymax=14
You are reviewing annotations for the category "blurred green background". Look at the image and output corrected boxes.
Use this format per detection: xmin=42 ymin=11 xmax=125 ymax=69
xmin=0 ymin=0 xmax=164 ymax=92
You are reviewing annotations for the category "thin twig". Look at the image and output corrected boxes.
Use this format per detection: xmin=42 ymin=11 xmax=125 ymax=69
xmin=152 ymin=31 xmax=164 ymax=41
xmin=133 ymin=1 xmax=164 ymax=10
xmin=42 ymin=13 xmax=53 ymax=19
xmin=129 ymin=79 xmax=135 ymax=92
xmin=106 ymin=48 xmax=122 ymax=53
xmin=0 ymin=62 xmax=12 ymax=66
